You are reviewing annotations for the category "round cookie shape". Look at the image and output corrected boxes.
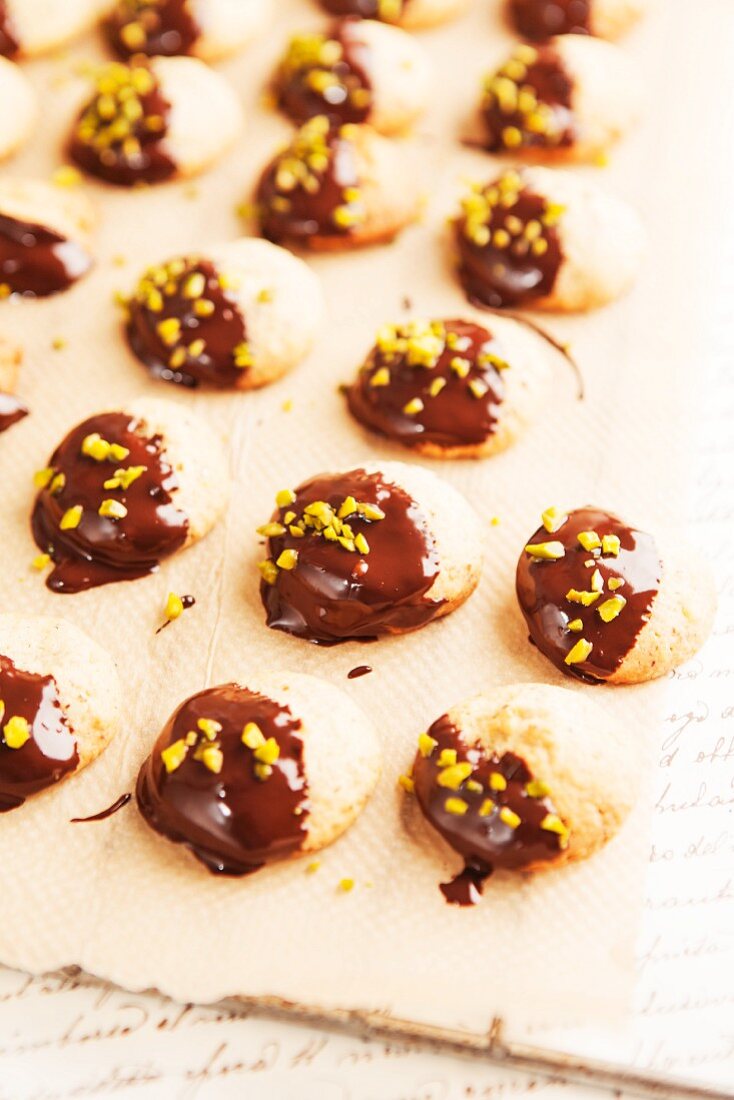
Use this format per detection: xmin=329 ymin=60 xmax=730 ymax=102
xmin=0 ymin=337 xmax=26 ymax=433
xmin=104 ymin=0 xmax=270 ymax=62
xmin=275 ymin=18 xmax=430 ymax=134
xmin=479 ymin=37 xmax=640 ymax=162
xmin=136 ymin=671 xmax=381 ymax=873
xmin=0 ymin=56 xmax=35 ymax=161
xmin=318 ymin=0 xmax=470 ymax=30
xmin=258 ymin=462 xmax=482 ymax=644
xmin=69 ymin=57 xmax=242 ymax=187
xmin=0 ymin=0 xmax=99 ymax=58
xmin=123 ymin=238 xmax=323 ymax=390
xmin=455 ymin=166 xmax=643 ymax=311
xmin=31 ymin=397 xmax=229 ymax=594
xmin=409 ymin=683 xmax=635 ymax=903
xmin=508 ymin=0 xmax=647 ymax=40
xmin=0 ymin=614 xmax=121 ymax=812
xmin=0 ymin=179 xmax=95 ymax=300
xmin=516 ymin=506 xmax=716 ymax=684
xmin=344 ymin=313 xmax=553 ymax=458
xmin=255 ymin=114 xmax=419 ymax=251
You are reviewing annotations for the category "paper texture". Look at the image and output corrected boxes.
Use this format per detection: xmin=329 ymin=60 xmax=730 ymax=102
xmin=0 ymin=0 xmax=713 ymax=1038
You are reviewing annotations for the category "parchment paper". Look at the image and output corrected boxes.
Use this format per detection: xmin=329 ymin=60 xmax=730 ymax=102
xmin=0 ymin=0 xmax=697 ymax=1035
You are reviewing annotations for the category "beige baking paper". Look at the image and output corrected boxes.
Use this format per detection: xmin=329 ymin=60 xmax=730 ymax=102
xmin=0 ymin=0 xmax=699 ymax=1036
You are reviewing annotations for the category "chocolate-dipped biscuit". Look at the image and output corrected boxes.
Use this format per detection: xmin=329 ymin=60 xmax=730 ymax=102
xmin=104 ymin=0 xmax=270 ymax=62
xmin=508 ymin=0 xmax=647 ymax=40
xmin=31 ymin=397 xmax=229 ymax=593
xmin=0 ymin=56 xmax=35 ymax=162
xmin=318 ymin=0 xmax=469 ymax=30
xmin=0 ymin=0 xmax=99 ymax=58
xmin=0 ymin=180 xmax=95 ymax=299
xmin=516 ymin=506 xmax=716 ymax=684
xmin=69 ymin=57 xmax=242 ymax=187
xmin=257 ymin=462 xmax=482 ymax=644
xmin=136 ymin=672 xmax=381 ymax=873
xmin=479 ymin=37 xmax=639 ymax=162
xmin=123 ymin=238 xmax=323 ymax=390
xmin=344 ymin=314 xmax=554 ymax=458
xmin=255 ymin=114 xmax=419 ymax=251
xmin=407 ymin=683 xmax=636 ymax=903
xmin=275 ymin=19 xmax=429 ymax=134
xmin=0 ymin=614 xmax=121 ymax=812
xmin=454 ymin=166 xmax=643 ymax=312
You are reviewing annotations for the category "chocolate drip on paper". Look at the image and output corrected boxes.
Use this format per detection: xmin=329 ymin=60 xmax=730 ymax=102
xmin=0 ymin=392 xmax=28 ymax=433
xmin=0 ymin=212 xmax=92 ymax=298
xmin=509 ymin=0 xmax=592 ymax=40
xmin=72 ymin=792 xmax=132 ymax=822
xmin=277 ymin=20 xmax=373 ymax=127
xmin=106 ymin=0 xmax=201 ymax=58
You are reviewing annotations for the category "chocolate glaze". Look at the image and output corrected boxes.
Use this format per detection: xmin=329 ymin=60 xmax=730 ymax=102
xmin=32 ymin=410 xmax=188 ymax=594
xmin=137 ymin=684 xmax=308 ymax=874
xmin=70 ymin=64 xmax=176 ymax=187
xmin=277 ymin=20 xmax=373 ymax=127
xmin=0 ymin=212 xmax=92 ymax=298
xmin=72 ymin=792 xmax=131 ymax=822
xmin=126 ymin=258 xmax=248 ymax=388
xmin=482 ymin=45 xmax=575 ymax=152
xmin=516 ymin=506 xmax=661 ymax=682
xmin=0 ymin=392 xmax=28 ymax=433
xmin=347 ymin=664 xmax=372 ymax=679
xmin=0 ymin=655 xmax=78 ymax=812
xmin=320 ymin=0 xmax=409 ymax=18
xmin=456 ymin=182 xmax=564 ymax=309
xmin=412 ymin=715 xmax=565 ymax=904
xmin=510 ymin=0 xmax=592 ymax=40
xmin=257 ymin=119 xmax=365 ymax=245
xmin=261 ymin=468 xmax=443 ymax=644
xmin=0 ymin=0 xmax=19 ymax=57
xmin=106 ymin=0 xmax=201 ymax=58
xmin=346 ymin=319 xmax=506 ymax=450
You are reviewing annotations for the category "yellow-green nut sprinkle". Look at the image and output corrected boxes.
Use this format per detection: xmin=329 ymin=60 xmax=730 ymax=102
xmin=489 ymin=771 xmax=507 ymax=791
xmin=161 ymin=738 xmax=188 ymax=773
xmin=565 ymin=637 xmax=593 ymax=665
xmin=156 ymin=318 xmax=182 ymax=346
xmin=3 ymin=715 xmax=30 ymax=749
xmin=418 ymin=732 xmax=438 ymax=757
xmin=60 ymin=505 xmax=83 ymax=530
xmin=370 ymin=367 xmax=390 ymax=387
xmin=540 ymin=813 xmax=569 ymax=846
xmin=165 ymin=592 xmax=184 ymax=621
xmin=598 ymin=595 xmax=627 ymax=622
xmin=358 ymin=502 xmax=385 ymax=521
xmin=354 ymin=532 xmax=370 ymax=556
xmin=466 ymin=779 xmax=483 ymax=793
xmin=338 ymin=878 xmax=355 ymax=892
xmin=444 ymin=796 xmax=469 ymax=816
xmin=567 ymin=618 xmax=583 ymax=632
xmin=437 ymin=748 xmax=457 ymax=768
xmin=200 ymin=746 xmax=223 ymax=774
xmin=608 ymin=577 xmax=624 ymax=591
xmin=338 ymin=496 xmax=357 ymax=519
xmin=254 ymin=762 xmax=273 ymax=781
xmin=398 ymin=774 xmax=415 ymax=794
xmin=437 ymin=762 xmax=473 ymax=790
xmin=109 ymin=443 xmax=129 ymax=462
xmin=276 ymin=548 xmax=299 ymax=570
xmin=34 ymin=467 xmax=55 ymax=489
xmin=254 ymin=737 xmax=280 ymax=765
xmin=242 ymin=721 xmax=266 ymax=749
xmin=526 ymin=778 xmax=550 ymax=798
xmin=197 ymin=718 xmax=222 ymax=741
xmin=403 ymin=397 xmax=424 ymax=416
xmin=182 ymin=272 xmax=206 ymax=299
xmin=479 ymin=798 xmax=495 ymax=817
xmin=566 ymin=588 xmax=601 ymax=606
xmin=306 ymin=859 xmax=321 ymax=873
xmin=590 ymin=568 xmax=604 ymax=593
xmin=276 ymin=488 xmax=296 ymax=508
xmin=258 ymin=559 xmax=279 ymax=585
xmin=499 ymin=806 xmax=521 ymax=829
xmin=32 ymin=553 xmax=51 ymax=571
xmin=468 ymin=378 xmax=489 ymax=399
xmin=602 ymin=534 xmax=621 ymax=556
xmin=577 ymin=530 xmax=601 ymax=551
xmin=429 ymin=377 xmax=447 ymax=398
xmin=257 ymin=522 xmax=286 ymax=538
xmin=525 ymin=541 xmax=565 ymax=560
xmin=98 ymin=499 xmax=128 ymax=520
xmin=81 ymin=433 xmax=111 ymax=461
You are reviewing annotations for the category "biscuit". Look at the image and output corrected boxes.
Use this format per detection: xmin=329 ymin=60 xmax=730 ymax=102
xmin=344 ymin=312 xmax=554 ymax=458
xmin=257 ymin=460 xmax=482 ymax=643
xmin=0 ymin=179 xmax=96 ymax=299
xmin=516 ymin=505 xmax=717 ymax=685
xmin=0 ymin=613 xmax=121 ymax=812
xmin=0 ymin=56 xmax=35 ymax=161
xmin=31 ymin=396 xmax=230 ymax=593
xmin=275 ymin=18 xmax=430 ymax=135
xmin=454 ymin=166 xmax=644 ymax=312
xmin=479 ymin=37 xmax=641 ymax=162
xmin=69 ymin=57 xmax=243 ymax=187
xmin=123 ymin=238 xmax=324 ymax=390
xmin=317 ymin=0 xmax=471 ymax=30
xmin=508 ymin=0 xmax=648 ymax=40
xmin=136 ymin=671 xmax=381 ymax=873
xmin=255 ymin=115 xmax=420 ymax=252
xmin=104 ymin=0 xmax=271 ymax=62
xmin=0 ymin=0 xmax=99 ymax=58
xmin=408 ymin=683 xmax=636 ymax=902
xmin=0 ymin=337 xmax=26 ymax=433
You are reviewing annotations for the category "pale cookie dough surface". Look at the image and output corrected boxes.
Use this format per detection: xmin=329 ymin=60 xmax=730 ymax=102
xmin=0 ymin=337 xmax=22 ymax=393
xmin=559 ymin=34 xmax=642 ymax=159
xmin=190 ymin=0 xmax=271 ymax=60
xmin=349 ymin=123 xmax=421 ymax=247
xmin=0 ymin=613 xmax=122 ymax=775
xmin=592 ymin=0 xmax=649 ymax=38
xmin=398 ymin=0 xmax=471 ymax=30
xmin=7 ymin=0 xmax=100 ymax=57
xmin=0 ymin=57 xmax=35 ymax=161
xmin=352 ymin=19 xmax=431 ymax=134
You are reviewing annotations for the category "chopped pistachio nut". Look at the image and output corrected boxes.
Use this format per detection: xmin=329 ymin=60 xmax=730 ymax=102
xmin=608 ymin=577 xmax=624 ymax=591
xmin=254 ymin=763 xmax=273 ymax=781
xmin=489 ymin=771 xmax=507 ymax=791
xmin=276 ymin=488 xmax=296 ymax=507
xmin=565 ymin=637 xmax=593 ymax=665
xmin=52 ymin=165 xmax=82 ymax=188
xmin=437 ymin=762 xmax=473 ymax=790
xmin=104 ymin=465 xmax=146 ymax=490
xmin=338 ymin=877 xmax=355 ymax=892
xmin=276 ymin=549 xmax=299 ymax=570
xmin=566 ymin=588 xmax=601 ymax=606
xmin=33 ymin=467 xmax=55 ymax=490
xmin=590 ymin=569 xmax=604 ymax=593
xmin=398 ymin=773 xmax=415 ymax=794
xmin=525 ymin=541 xmax=565 ymax=560
xmin=98 ymin=499 xmax=128 ymax=520
xmin=257 ymin=522 xmax=286 ymax=538
xmin=81 ymin=433 xmax=111 ymax=461
xmin=499 ymin=806 xmax=521 ymax=829
xmin=598 ymin=595 xmax=627 ymax=622
xmin=577 ymin=531 xmax=601 ymax=552
xmin=525 ymin=778 xmax=550 ymax=798
xmin=418 ymin=732 xmax=438 ymax=757
xmin=602 ymin=534 xmax=621 ymax=556
xmin=197 ymin=718 xmax=222 ymax=741
xmin=3 ymin=715 xmax=30 ymax=750
xmin=466 ymin=779 xmax=483 ymax=793
xmin=32 ymin=553 xmax=51 ymax=571
xmin=254 ymin=737 xmax=280 ymax=765
xmin=403 ymin=397 xmax=424 ymax=416
xmin=161 ymin=739 xmax=188 ymax=773
xmin=258 ymin=560 xmax=279 ymax=585
xmin=444 ymin=796 xmax=469 ymax=815
xmin=370 ymin=367 xmax=390 ymax=387
xmin=200 ymin=746 xmax=223 ymax=774
xmin=479 ymin=798 xmax=495 ymax=817
xmin=540 ymin=813 xmax=569 ymax=847
xmin=165 ymin=592 xmax=184 ymax=621
xmin=60 ymin=506 xmax=83 ymax=530
xmin=240 ymin=724 xmax=265 ymax=752
xmin=437 ymin=748 xmax=457 ymax=768
xmin=306 ymin=860 xmax=321 ymax=873
xmin=567 ymin=618 xmax=583 ymax=632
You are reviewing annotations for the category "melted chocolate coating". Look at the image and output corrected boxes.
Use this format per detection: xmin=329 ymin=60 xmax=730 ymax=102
xmin=345 ymin=319 xmax=506 ymax=450
xmin=456 ymin=180 xmax=564 ymax=309
xmin=69 ymin=64 xmax=176 ymax=187
xmin=72 ymin=792 xmax=131 ymax=822
xmin=0 ymin=655 xmax=78 ymax=812
xmin=0 ymin=212 xmax=92 ymax=298
xmin=509 ymin=0 xmax=592 ymax=40
xmin=482 ymin=45 xmax=575 ymax=153
xmin=137 ymin=684 xmax=308 ymax=874
xmin=257 ymin=119 xmax=365 ymax=245
xmin=277 ymin=21 xmax=373 ymax=127
xmin=320 ymin=0 xmax=408 ymax=18
xmin=516 ymin=507 xmax=661 ymax=682
xmin=126 ymin=258 xmax=248 ymax=388
xmin=0 ymin=392 xmax=28 ymax=433
xmin=413 ymin=716 xmax=565 ymax=904
xmin=347 ymin=664 xmax=372 ymax=678
xmin=261 ymin=468 xmax=443 ymax=644
xmin=106 ymin=0 xmax=201 ymax=58
xmin=32 ymin=411 xmax=188 ymax=594
xmin=0 ymin=0 xmax=19 ymax=57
